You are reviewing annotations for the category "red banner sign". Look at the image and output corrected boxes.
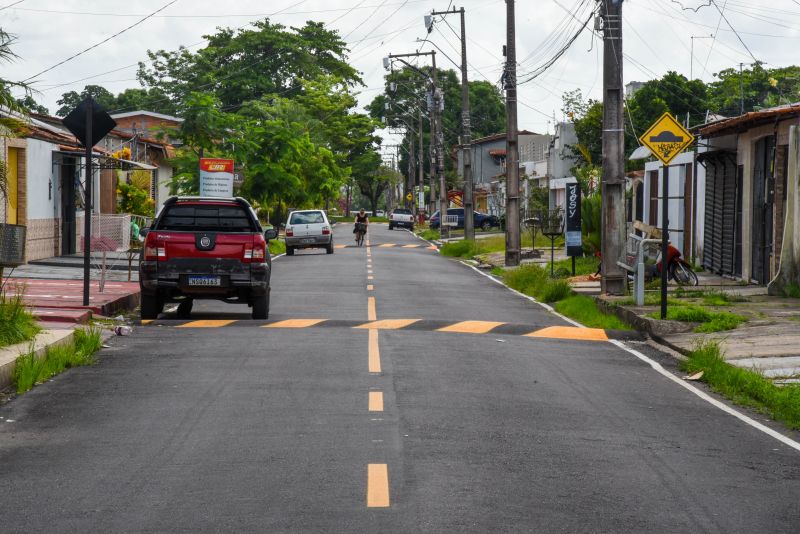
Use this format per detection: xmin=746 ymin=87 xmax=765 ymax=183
xmin=199 ymin=158 xmax=234 ymax=172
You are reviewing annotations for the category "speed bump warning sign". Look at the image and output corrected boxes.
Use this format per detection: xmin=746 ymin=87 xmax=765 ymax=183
xmin=639 ymin=112 xmax=695 ymax=165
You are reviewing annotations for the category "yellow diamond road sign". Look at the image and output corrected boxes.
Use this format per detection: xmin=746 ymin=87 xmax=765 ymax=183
xmin=406 ymin=192 xmax=413 ymax=201
xmin=639 ymin=112 xmax=695 ymax=165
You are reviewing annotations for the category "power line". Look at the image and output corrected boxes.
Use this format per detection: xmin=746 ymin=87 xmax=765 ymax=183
xmin=0 ymin=0 xmax=26 ymax=11
xmin=710 ymin=0 xmax=759 ymax=64
xmin=22 ymin=0 xmax=179 ymax=83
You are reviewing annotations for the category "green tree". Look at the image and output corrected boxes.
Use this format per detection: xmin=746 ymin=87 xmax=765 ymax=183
xmin=15 ymin=95 xmax=48 ymax=115
xmin=628 ymin=71 xmax=707 ymax=129
xmin=137 ymin=19 xmax=360 ymax=111
xmin=55 ymin=85 xmax=117 ymax=116
xmin=1 ymin=29 xmax=32 ymax=205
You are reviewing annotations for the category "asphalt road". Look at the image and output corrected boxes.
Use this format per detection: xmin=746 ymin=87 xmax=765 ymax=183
xmin=1 ymin=223 xmax=799 ymax=533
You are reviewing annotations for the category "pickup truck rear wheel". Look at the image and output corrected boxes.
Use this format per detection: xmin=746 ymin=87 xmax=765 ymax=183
xmin=140 ymin=293 xmax=162 ymax=320
xmin=252 ymin=291 xmax=269 ymax=320
xmin=388 ymin=223 xmax=394 ymax=230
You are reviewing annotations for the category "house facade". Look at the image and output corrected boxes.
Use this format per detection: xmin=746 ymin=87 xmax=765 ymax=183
xmin=697 ymin=104 xmax=800 ymax=287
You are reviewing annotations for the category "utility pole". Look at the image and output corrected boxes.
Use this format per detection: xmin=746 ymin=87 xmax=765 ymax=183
xmin=739 ymin=62 xmax=745 ymax=114
xmin=418 ymin=107 xmax=424 ymax=220
xmin=600 ymin=0 xmax=626 ymax=295
xmin=407 ymin=133 xmax=415 ymax=209
xmin=431 ymin=6 xmax=474 ymax=240
xmin=504 ymin=0 xmax=520 ymax=266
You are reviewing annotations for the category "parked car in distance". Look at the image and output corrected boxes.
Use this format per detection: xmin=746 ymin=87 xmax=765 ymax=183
xmin=388 ymin=208 xmax=414 ymax=230
xmin=376 ymin=210 xmax=385 ymax=217
xmin=429 ymin=208 xmax=500 ymax=231
xmin=139 ymin=196 xmax=277 ymax=320
xmin=284 ymin=209 xmax=334 ymax=256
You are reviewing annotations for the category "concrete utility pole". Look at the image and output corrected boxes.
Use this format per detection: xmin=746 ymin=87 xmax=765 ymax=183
xmin=407 ymin=132 xmax=415 ymax=209
xmin=600 ymin=0 xmax=626 ymax=295
xmin=431 ymin=6 xmax=474 ymax=240
xmin=504 ymin=0 xmax=521 ymax=266
xmin=418 ymin=107 xmax=424 ymax=217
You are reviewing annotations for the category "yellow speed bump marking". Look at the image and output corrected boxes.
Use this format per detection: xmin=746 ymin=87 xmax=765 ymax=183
xmin=367 ymin=297 xmax=377 ymax=320
xmin=437 ymin=320 xmax=505 ymax=334
xmin=177 ymin=320 xmax=236 ymax=328
xmin=334 ymin=244 xmax=346 ymax=249
xmin=367 ymin=464 xmax=390 ymax=507
xmin=368 ymin=329 xmax=381 ymax=373
xmin=141 ymin=319 xmax=153 ymax=325
xmin=368 ymin=391 xmax=384 ymax=412
xmin=355 ymin=319 xmax=419 ymax=330
xmin=525 ymin=326 xmax=608 ymax=341
xmin=379 ymin=243 xmax=396 ymax=248
xmin=264 ymin=319 xmax=326 ymax=329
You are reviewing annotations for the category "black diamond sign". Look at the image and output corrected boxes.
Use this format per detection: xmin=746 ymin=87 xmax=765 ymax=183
xmin=61 ymin=96 xmax=117 ymax=148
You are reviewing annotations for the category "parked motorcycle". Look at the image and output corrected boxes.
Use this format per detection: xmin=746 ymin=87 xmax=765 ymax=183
xmin=652 ymin=243 xmax=699 ymax=286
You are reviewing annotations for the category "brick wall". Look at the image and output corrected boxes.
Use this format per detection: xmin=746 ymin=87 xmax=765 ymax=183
xmin=25 ymin=218 xmax=60 ymax=261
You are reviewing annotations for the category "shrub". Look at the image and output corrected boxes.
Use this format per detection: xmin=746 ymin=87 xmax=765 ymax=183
xmin=554 ymin=295 xmax=631 ymax=330
xmin=14 ymin=327 xmax=102 ymax=394
xmin=0 ymin=291 xmax=40 ymax=348
xmin=538 ymin=279 xmax=572 ymax=303
xmin=440 ymin=240 xmax=477 ymax=258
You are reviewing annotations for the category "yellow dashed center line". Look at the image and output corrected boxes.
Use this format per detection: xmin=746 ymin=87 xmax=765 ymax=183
xmin=177 ymin=319 xmax=236 ymax=328
xmin=264 ymin=319 xmax=326 ymax=328
xmin=368 ymin=275 xmax=374 ymax=280
xmin=525 ymin=326 xmax=608 ymax=341
xmin=367 ymin=464 xmax=390 ymax=507
xmin=368 ymin=391 xmax=384 ymax=412
xmin=437 ymin=320 xmax=505 ymax=334
xmin=367 ymin=284 xmax=374 ymax=291
xmin=368 ymin=329 xmax=381 ymax=373
xmin=367 ymin=297 xmax=377 ymax=321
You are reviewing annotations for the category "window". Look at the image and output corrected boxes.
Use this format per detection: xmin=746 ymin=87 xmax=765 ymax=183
xmin=290 ymin=211 xmax=325 ymax=225
xmin=157 ymin=204 xmax=255 ymax=232
xmin=393 ymin=208 xmax=412 ymax=215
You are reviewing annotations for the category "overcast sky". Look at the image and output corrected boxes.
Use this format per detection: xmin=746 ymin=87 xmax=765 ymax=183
xmin=3 ymin=0 xmax=798 ymax=152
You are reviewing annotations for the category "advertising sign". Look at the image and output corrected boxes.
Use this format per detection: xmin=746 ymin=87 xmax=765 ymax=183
xmin=199 ymin=158 xmax=235 ymax=197
xmin=565 ymin=182 xmax=582 ymax=257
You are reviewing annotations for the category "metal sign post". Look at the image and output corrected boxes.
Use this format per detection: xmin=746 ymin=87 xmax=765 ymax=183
xmin=62 ymin=97 xmax=117 ymax=307
xmin=639 ymin=112 xmax=694 ymax=319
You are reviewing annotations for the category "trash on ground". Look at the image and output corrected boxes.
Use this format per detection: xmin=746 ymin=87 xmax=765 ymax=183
xmin=683 ymin=371 xmax=704 ymax=381
xmin=114 ymin=326 xmax=132 ymax=336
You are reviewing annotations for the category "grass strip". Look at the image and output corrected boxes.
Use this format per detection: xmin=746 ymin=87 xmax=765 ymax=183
xmin=0 ymin=290 xmax=40 ymax=348
xmin=545 ymin=256 xmax=599 ymax=278
xmin=269 ymin=239 xmax=286 ymax=255
xmin=647 ymin=304 xmax=746 ymax=333
xmin=554 ymin=295 xmax=632 ymax=330
xmin=682 ymin=341 xmax=800 ymax=430
xmin=13 ymin=328 xmax=103 ymax=394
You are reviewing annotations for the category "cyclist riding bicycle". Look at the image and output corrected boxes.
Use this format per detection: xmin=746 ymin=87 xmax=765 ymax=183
xmin=354 ymin=209 xmax=369 ymax=242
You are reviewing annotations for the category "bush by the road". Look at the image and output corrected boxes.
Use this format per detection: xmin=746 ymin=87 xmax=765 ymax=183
xmin=0 ymin=290 xmax=39 ymax=349
xmin=554 ymin=295 xmax=631 ymax=330
xmin=269 ymin=239 xmax=286 ymax=255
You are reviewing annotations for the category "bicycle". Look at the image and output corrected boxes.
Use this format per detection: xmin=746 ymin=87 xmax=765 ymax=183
xmin=354 ymin=222 xmax=367 ymax=247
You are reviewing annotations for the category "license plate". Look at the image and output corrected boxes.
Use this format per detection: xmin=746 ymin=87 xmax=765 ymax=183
xmin=188 ymin=276 xmax=221 ymax=287
xmin=301 ymin=238 xmax=315 ymax=244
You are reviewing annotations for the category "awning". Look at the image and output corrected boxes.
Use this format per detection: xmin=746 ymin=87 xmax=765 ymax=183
xmin=54 ymin=150 xmax=158 ymax=170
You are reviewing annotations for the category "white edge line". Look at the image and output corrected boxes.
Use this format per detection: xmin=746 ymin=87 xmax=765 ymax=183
xmin=609 ymin=340 xmax=800 ymax=452
xmin=271 ymin=253 xmax=286 ymax=261
xmin=404 ymin=228 xmax=441 ymax=254
xmin=459 ymin=259 xmax=800 ymax=452
xmin=459 ymin=260 xmax=584 ymax=328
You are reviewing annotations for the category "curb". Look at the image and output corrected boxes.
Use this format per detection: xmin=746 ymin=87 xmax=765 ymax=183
xmin=0 ymin=329 xmax=75 ymax=391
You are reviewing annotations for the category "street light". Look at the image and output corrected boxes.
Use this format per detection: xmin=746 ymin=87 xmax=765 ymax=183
xmin=383 ymin=57 xmax=391 ymax=70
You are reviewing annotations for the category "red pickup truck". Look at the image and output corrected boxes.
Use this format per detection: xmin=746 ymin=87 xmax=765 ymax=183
xmin=139 ymin=197 xmax=278 ymax=320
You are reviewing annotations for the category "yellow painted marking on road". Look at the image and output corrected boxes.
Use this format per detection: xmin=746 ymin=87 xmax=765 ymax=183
xmin=428 ymin=245 xmax=437 ymax=250
xmin=334 ymin=244 xmax=346 ymax=249
xmin=367 ymin=284 xmax=374 ymax=291
xmin=367 ymin=464 xmax=390 ymax=507
xmin=141 ymin=319 xmax=153 ymax=325
xmin=368 ymin=391 xmax=384 ymax=412
xmin=368 ymin=275 xmax=374 ymax=280
xmin=368 ymin=269 xmax=373 ymax=274
xmin=379 ymin=243 xmax=396 ymax=248
xmin=177 ymin=319 xmax=236 ymax=328
xmin=368 ymin=329 xmax=381 ymax=373
xmin=437 ymin=320 xmax=505 ymax=334
xmin=355 ymin=319 xmax=420 ymax=330
xmin=402 ymin=244 xmax=421 ymax=248
xmin=525 ymin=326 xmax=608 ymax=341
xmin=367 ymin=296 xmax=377 ymax=320
xmin=264 ymin=319 xmax=326 ymax=329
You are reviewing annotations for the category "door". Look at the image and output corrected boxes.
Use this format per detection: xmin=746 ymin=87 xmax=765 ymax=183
xmin=752 ymin=137 xmax=775 ymax=284
xmin=6 ymin=147 xmax=19 ymax=224
xmin=61 ymin=159 xmax=77 ymax=255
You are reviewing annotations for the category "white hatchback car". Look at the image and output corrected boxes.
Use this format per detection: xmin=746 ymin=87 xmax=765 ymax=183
xmin=284 ymin=210 xmax=334 ymax=255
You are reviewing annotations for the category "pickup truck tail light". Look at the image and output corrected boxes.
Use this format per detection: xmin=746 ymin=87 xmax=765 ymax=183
xmin=143 ymin=232 xmax=166 ymax=261
xmin=244 ymin=235 xmax=267 ymax=262
xmin=322 ymin=226 xmax=330 ymax=235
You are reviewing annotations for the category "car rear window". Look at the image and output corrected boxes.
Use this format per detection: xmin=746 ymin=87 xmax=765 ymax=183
xmin=393 ymin=209 xmax=411 ymax=215
xmin=157 ymin=204 xmax=256 ymax=232
xmin=289 ymin=211 xmax=325 ymax=225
